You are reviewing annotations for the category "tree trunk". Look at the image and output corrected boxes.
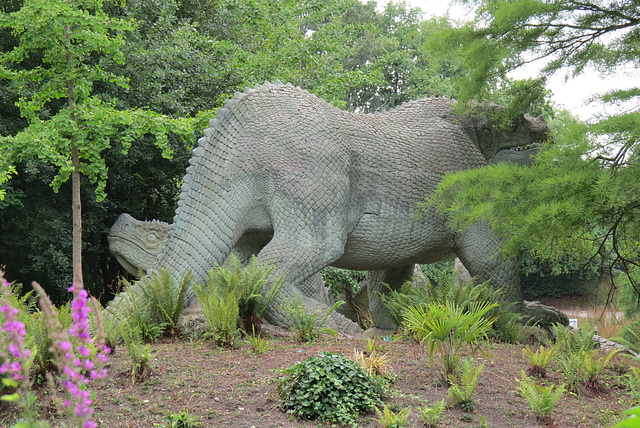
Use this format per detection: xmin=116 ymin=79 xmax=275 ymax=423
xmin=65 ymin=24 xmax=83 ymax=286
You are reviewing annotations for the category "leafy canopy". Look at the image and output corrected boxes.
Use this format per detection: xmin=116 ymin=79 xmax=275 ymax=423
xmin=423 ymin=0 xmax=640 ymax=299
xmin=0 ymin=0 xmax=204 ymax=201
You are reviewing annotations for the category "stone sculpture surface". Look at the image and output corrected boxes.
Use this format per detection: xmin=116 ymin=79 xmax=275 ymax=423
xmin=107 ymin=81 xmax=567 ymax=332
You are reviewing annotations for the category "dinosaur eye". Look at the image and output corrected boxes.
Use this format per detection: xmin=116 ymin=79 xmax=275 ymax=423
xmin=147 ymin=232 xmax=158 ymax=243
xmin=505 ymin=120 xmax=517 ymax=133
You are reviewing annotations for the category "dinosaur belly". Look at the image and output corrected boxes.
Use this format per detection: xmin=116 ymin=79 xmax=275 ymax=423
xmin=333 ymin=213 xmax=455 ymax=270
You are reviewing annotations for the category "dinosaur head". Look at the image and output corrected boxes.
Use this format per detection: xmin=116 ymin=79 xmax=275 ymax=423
xmin=107 ymin=213 xmax=172 ymax=277
xmin=471 ymin=105 xmax=550 ymax=166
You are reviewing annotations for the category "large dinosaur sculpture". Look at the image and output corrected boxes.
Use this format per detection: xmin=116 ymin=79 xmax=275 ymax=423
xmin=107 ymin=81 xmax=568 ymax=332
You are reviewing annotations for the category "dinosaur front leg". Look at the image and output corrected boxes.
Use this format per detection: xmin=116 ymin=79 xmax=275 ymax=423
xmin=366 ymin=265 xmax=416 ymax=335
xmin=254 ymin=231 xmax=362 ymax=334
xmin=454 ymin=221 xmax=568 ymax=326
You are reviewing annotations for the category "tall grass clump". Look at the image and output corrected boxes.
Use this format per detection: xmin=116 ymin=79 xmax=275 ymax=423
xmin=403 ymin=300 xmax=496 ymax=383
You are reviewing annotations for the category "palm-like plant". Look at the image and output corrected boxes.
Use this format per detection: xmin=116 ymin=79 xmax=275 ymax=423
xmin=403 ymin=300 xmax=497 ymax=383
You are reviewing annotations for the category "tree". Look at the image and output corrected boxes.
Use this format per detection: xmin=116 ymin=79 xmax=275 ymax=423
xmin=0 ymin=0 xmax=202 ymax=287
xmin=422 ymin=0 xmax=640 ymax=302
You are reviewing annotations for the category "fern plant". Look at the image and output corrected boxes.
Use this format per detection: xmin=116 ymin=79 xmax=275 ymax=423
xmin=583 ymin=348 xmax=620 ymax=389
xmin=373 ymin=405 xmax=411 ymax=428
xmin=194 ymin=286 xmax=240 ymax=347
xmin=522 ymin=344 xmax=558 ymax=378
xmin=403 ymin=300 xmax=496 ymax=383
xmin=282 ymin=295 xmax=343 ymax=342
xmin=517 ymin=371 xmax=564 ymax=424
xmin=136 ymin=269 xmax=192 ymax=333
xmin=555 ymin=350 xmax=587 ymax=393
xmin=418 ymin=399 xmax=445 ymax=428
xmin=552 ymin=323 xmax=595 ymax=354
xmin=627 ymin=367 xmax=640 ymax=405
xmin=205 ymin=255 xmax=283 ymax=331
xmin=446 ymin=357 xmax=484 ymax=411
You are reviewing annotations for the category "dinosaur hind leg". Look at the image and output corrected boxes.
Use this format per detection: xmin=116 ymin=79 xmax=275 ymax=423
xmin=366 ymin=265 xmax=416 ymax=334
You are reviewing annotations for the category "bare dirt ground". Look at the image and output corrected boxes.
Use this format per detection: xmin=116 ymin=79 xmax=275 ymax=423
xmin=4 ymin=328 xmax=638 ymax=428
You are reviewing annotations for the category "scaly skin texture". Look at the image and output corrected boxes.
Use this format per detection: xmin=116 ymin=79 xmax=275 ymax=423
xmin=107 ymin=81 xmax=567 ymax=332
xmin=108 ymin=214 xmax=172 ymax=276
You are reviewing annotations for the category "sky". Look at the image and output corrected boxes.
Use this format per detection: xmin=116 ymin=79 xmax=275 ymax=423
xmin=382 ymin=0 xmax=639 ymax=120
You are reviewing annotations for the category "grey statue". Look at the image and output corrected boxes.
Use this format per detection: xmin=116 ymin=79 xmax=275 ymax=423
xmin=107 ymin=81 xmax=567 ymax=332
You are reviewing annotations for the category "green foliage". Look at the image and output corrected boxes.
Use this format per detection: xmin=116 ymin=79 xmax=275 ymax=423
xmin=320 ymin=266 xmax=364 ymax=298
xmin=517 ymin=371 xmax=564 ymax=424
xmin=194 ymin=256 xmax=283 ymax=345
xmin=522 ymin=344 xmax=558 ymax=378
xmin=372 ymin=405 xmax=411 ymax=428
xmin=281 ymin=295 xmax=343 ymax=342
xmin=552 ymin=324 xmax=596 ymax=355
xmin=555 ymin=351 xmax=587 ymax=393
xmin=616 ymin=406 xmax=640 ymax=428
xmin=618 ymin=277 xmax=640 ymax=320
xmin=423 ymin=0 xmax=640 ymax=301
xmin=120 ymin=318 xmax=160 ymax=385
xmin=627 ymin=367 xmax=640 ymax=405
xmin=447 ymin=357 xmax=484 ymax=412
xmin=204 ymin=255 xmax=283 ymax=330
xmin=243 ymin=325 xmax=273 ymax=355
xmin=194 ymin=286 xmax=239 ymax=347
xmin=277 ymin=352 xmax=386 ymax=424
xmin=137 ymin=269 xmax=191 ymax=333
xmin=403 ymin=300 xmax=497 ymax=383
xmin=418 ymin=399 xmax=446 ymax=428
xmin=382 ymin=270 xmax=501 ymax=326
xmin=160 ymin=410 xmax=200 ymax=428
xmin=584 ymin=348 xmax=621 ymax=386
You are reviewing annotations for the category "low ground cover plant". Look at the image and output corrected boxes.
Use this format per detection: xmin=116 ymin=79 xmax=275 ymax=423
xmin=276 ymin=351 xmax=387 ymax=424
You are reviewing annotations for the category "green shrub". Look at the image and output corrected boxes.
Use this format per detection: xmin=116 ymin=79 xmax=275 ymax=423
xmin=372 ymin=405 xmax=411 ymax=428
xmin=277 ymin=352 xmax=386 ymax=424
xmin=447 ymin=357 xmax=484 ymax=411
xmin=418 ymin=399 xmax=445 ymax=428
xmin=281 ymin=295 xmax=343 ymax=342
xmin=517 ymin=371 xmax=564 ymax=424
xmin=382 ymin=272 xmax=522 ymax=344
xmin=403 ymin=300 xmax=496 ymax=383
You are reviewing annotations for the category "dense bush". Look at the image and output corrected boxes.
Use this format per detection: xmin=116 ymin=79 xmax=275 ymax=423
xmin=277 ymin=352 xmax=387 ymax=424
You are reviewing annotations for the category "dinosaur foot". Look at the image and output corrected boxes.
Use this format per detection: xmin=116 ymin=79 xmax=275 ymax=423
xmin=521 ymin=300 xmax=569 ymax=327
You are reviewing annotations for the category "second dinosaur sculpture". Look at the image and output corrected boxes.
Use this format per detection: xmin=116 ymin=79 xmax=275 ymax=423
xmin=107 ymin=81 xmax=568 ymax=332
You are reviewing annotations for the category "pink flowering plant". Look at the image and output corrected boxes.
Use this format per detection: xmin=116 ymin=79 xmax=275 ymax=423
xmin=0 ymin=276 xmax=41 ymax=427
xmin=1 ymin=271 xmax=110 ymax=428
